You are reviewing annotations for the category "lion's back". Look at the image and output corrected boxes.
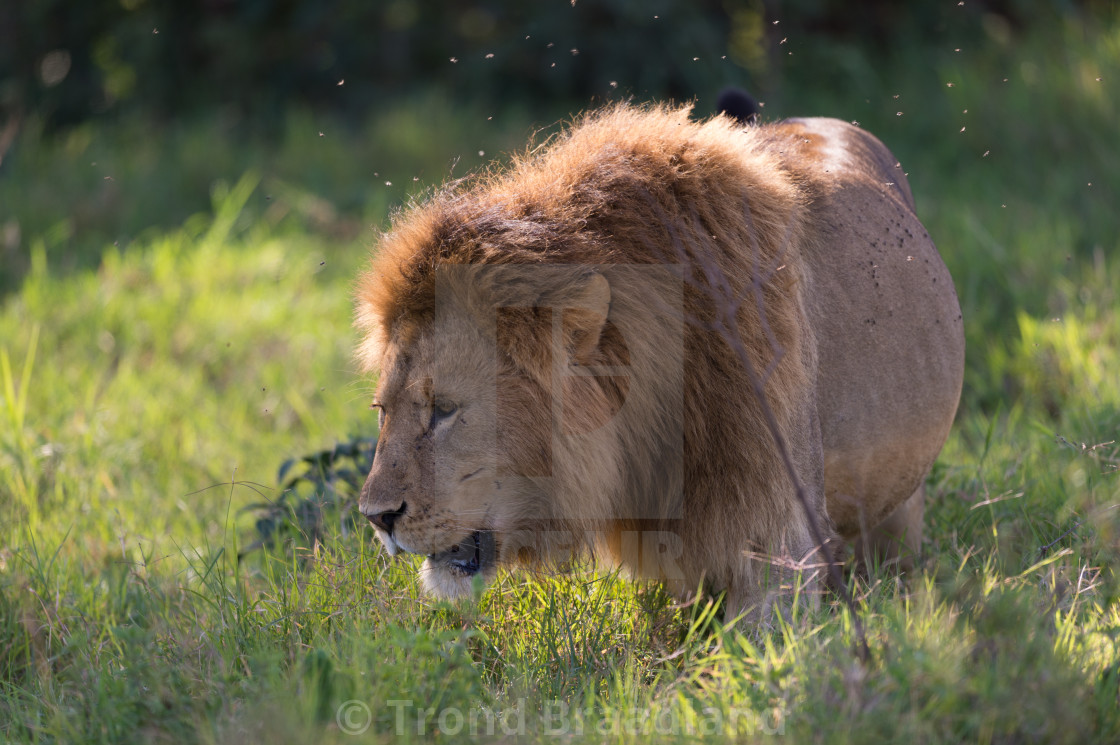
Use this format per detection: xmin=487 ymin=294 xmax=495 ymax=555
xmin=763 ymin=117 xmax=965 ymax=535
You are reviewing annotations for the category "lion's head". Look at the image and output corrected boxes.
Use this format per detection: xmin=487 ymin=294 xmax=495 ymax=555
xmin=357 ymin=257 xmax=633 ymax=597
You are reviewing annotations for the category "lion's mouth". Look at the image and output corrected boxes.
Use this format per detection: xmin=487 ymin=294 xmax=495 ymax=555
xmin=427 ymin=531 xmax=496 ymax=576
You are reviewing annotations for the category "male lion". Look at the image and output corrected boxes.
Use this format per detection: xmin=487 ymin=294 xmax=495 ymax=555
xmin=355 ymin=103 xmax=964 ymax=616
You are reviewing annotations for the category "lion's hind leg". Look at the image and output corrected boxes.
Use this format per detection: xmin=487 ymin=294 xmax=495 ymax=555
xmin=854 ymin=483 xmax=925 ymax=572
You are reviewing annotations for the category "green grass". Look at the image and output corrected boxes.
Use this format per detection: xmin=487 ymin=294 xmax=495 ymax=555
xmin=3 ymin=14 xmax=1120 ymax=744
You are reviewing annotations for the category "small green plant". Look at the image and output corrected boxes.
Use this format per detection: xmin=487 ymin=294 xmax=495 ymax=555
xmin=239 ymin=436 xmax=376 ymax=559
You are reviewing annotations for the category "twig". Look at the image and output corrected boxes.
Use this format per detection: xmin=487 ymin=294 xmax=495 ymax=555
xmin=1038 ymin=519 xmax=1081 ymax=556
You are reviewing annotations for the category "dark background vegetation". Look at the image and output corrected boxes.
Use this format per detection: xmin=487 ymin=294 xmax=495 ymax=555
xmin=1 ymin=0 xmax=1111 ymax=128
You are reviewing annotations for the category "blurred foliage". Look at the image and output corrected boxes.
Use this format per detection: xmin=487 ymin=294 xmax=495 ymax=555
xmin=1 ymin=0 xmax=1115 ymax=131
xmin=0 ymin=96 xmax=521 ymax=295
xmin=240 ymin=436 xmax=375 ymax=559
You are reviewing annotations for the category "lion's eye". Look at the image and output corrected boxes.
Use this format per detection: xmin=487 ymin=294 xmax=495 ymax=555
xmin=431 ymin=400 xmax=458 ymax=427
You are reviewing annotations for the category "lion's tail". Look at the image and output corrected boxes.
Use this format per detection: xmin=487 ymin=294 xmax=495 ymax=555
xmin=716 ymin=87 xmax=761 ymax=126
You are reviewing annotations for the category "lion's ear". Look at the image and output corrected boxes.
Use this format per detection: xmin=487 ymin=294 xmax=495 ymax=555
xmin=561 ymin=271 xmax=611 ymax=362
xmin=493 ymin=269 xmax=612 ymax=374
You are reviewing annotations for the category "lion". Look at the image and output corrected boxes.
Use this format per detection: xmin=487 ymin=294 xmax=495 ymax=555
xmin=354 ymin=103 xmax=964 ymax=617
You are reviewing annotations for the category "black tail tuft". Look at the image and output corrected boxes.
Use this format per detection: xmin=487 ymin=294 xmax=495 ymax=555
xmin=716 ymin=87 xmax=760 ymax=126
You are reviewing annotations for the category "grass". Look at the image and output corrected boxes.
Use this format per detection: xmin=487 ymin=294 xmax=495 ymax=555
xmin=2 ymin=12 xmax=1120 ymax=744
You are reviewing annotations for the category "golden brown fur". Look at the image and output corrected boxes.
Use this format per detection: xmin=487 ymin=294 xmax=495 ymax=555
xmin=355 ymin=104 xmax=964 ymax=616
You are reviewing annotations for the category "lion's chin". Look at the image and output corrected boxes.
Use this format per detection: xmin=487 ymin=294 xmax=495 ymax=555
xmin=419 ymin=530 xmax=497 ymax=599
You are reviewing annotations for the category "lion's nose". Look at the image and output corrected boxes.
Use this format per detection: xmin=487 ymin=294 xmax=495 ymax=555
xmin=364 ymin=502 xmax=407 ymax=535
